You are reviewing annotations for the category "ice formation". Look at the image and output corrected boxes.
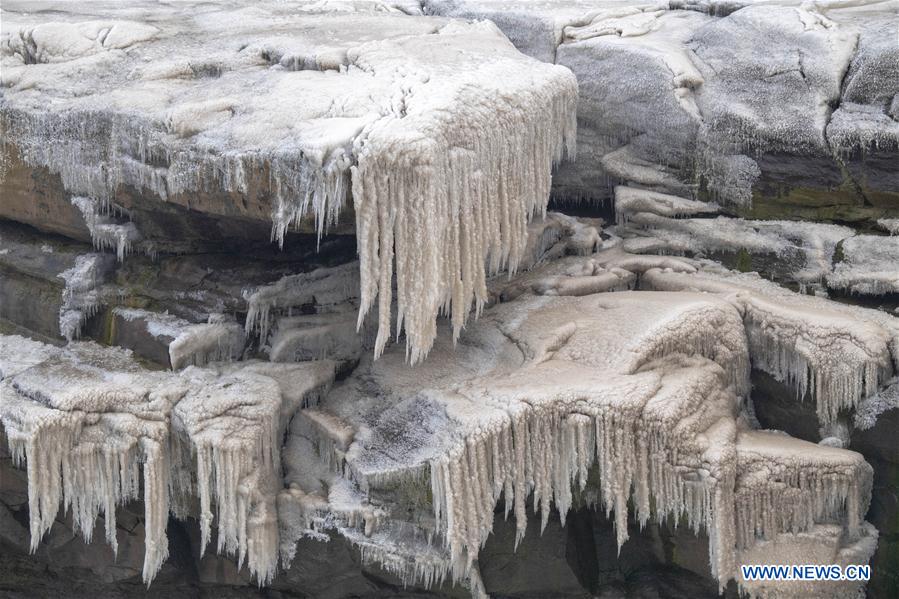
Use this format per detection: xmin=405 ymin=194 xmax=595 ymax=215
xmin=71 ymin=196 xmax=143 ymax=262
xmin=244 ymin=262 xmax=361 ymax=346
xmin=1 ymin=1 xmax=896 ymax=597
xmin=57 ymin=253 xmax=113 ymax=341
xmin=1 ymin=2 xmax=577 ymax=364
xmin=878 ymin=218 xmax=899 ymax=235
xmin=642 ymin=263 xmax=898 ymax=423
xmin=614 ymin=185 xmax=719 ymax=225
xmin=282 ymin=289 xmax=876 ymax=595
xmin=619 ymin=212 xmax=856 ymax=284
xmin=0 ymin=338 xmax=336 ymax=585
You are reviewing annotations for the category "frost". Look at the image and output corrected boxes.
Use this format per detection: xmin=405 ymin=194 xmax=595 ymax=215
xmin=853 ymin=378 xmax=899 ymax=431
xmin=620 ymin=212 xmax=855 ymax=284
xmin=2 ymin=5 xmax=577 ymax=365
xmin=244 ymin=262 xmax=360 ymax=345
xmin=2 ymin=20 xmax=159 ymax=64
xmin=827 ymin=235 xmax=899 ymax=296
xmin=614 ymin=185 xmax=718 ymax=225
xmin=168 ymin=318 xmax=245 ymax=370
xmin=291 ymin=289 xmax=875 ymax=593
xmin=115 ymin=307 xmax=246 ymax=369
xmin=877 ymin=218 xmax=899 ymax=236
xmin=269 ymin=313 xmax=362 ymax=363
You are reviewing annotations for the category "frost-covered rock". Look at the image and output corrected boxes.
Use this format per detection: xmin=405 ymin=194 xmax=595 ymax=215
xmin=878 ymin=218 xmax=899 ymax=235
xmin=614 ymin=185 xmax=719 ymax=225
xmin=828 ymin=235 xmax=899 ymax=296
xmin=642 ymin=263 xmax=899 ymax=423
xmin=618 ymin=210 xmax=855 ymax=284
xmin=690 ymin=6 xmax=856 ymax=155
xmin=427 ymin=0 xmax=898 ymax=215
xmin=57 ymin=253 xmax=114 ymax=341
xmin=70 ymin=196 xmax=145 ymax=262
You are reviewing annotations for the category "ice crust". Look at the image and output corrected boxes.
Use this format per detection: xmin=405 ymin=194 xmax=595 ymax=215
xmin=2 ymin=249 xmax=888 ymax=595
xmin=70 ymin=196 xmax=146 ymax=262
xmin=1 ymin=2 xmax=577 ymax=364
xmin=618 ymin=209 xmax=856 ymax=284
xmin=642 ymin=263 xmax=898 ymax=423
xmin=1 ymin=2 xmax=894 ymax=597
xmin=57 ymin=253 xmax=113 ymax=341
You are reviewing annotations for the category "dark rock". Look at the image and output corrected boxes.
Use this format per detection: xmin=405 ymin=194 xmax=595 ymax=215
xmin=851 ymin=404 xmax=899 ymax=599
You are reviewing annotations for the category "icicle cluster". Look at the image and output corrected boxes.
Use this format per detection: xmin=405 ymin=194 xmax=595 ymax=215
xmin=735 ymin=430 xmax=871 ymax=549
xmin=297 ymin=287 xmax=880 ymax=593
xmin=352 ymin=58 xmax=577 ymax=362
xmin=168 ymin=320 xmax=245 ymax=370
xmin=70 ymin=196 xmax=142 ymax=262
xmin=244 ymin=263 xmax=360 ymax=345
xmin=642 ymin=267 xmax=898 ymax=423
xmin=0 ymin=340 xmax=337 ymax=586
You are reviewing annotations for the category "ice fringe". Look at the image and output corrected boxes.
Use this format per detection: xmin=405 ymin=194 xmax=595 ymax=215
xmin=244 ymin=262 xmax=360 ymax=345
xmin=827 ymin=235 xmax=899 ymax=296
xmin=0 ymin=340 xmax=336 ymax=586
xmin=57 ymin=253 xmax=111 ymax=341
xmin=168 ymin=318 xmax=245 ymax=370
xmin=2 ymin=12 xmax=579 ymax=366
xmin=303 ymin=291 xmax=874 ymax=594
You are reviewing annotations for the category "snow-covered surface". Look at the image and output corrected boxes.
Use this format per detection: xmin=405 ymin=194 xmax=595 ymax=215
xmin=828 ymin=234 xmax=899 ymax=295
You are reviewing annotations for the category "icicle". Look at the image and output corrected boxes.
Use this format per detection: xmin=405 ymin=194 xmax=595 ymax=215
xmin=70 ymin=196 xmax=142 ymax=262
xmin=57 ymin=254 xmax=111 ymax=341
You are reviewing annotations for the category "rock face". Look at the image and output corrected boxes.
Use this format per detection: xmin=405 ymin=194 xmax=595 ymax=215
xmin=1 ymin=1 xmax=897 ymax=598
xmin=427 ymin=0 xmax=899 ymax=221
